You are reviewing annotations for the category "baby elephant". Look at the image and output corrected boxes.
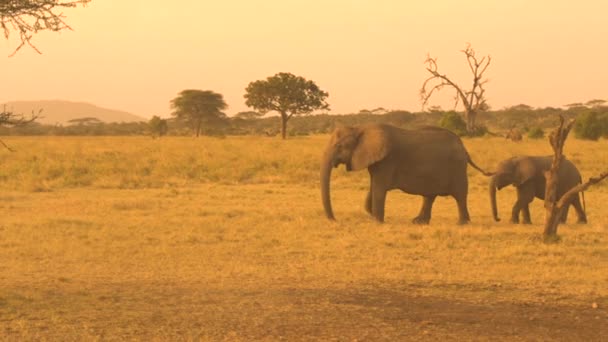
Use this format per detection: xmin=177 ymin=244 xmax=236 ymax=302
xmin=489 ymin=155 xmax=587 ymax=224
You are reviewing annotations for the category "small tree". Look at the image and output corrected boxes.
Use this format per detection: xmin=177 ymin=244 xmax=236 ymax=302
xmin=439 ymin=111 xmax=467 ymax=136
xmin=574 ymin=110 xmax=604 ymax=140
xmin=149 ymin=116 xmax=168 ymax=138
xmin=421 ymin=44 xmax=491 ymax=135
xmin=244 ymin=72 xmax=329 ymax=139
xmin=170 ymin=90 xmax=228 ymax=137
xmin=543 ymin=116 xmax=608 ymax=241
xmin=1 ymin=0 xmax=91 ymax=56
xmin=585 ymin=99 xmax=606 ymax=108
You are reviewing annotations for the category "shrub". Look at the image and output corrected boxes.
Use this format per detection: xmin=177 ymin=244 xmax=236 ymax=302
xmin=602 ymin=113 xmax=608 ymax=139
xmin=469 ymin=124 xmax=488 ymax=137
xmin=574 ymin=111 xmax=604 ymax=140
xmin=439 ymin=111 xmax=467 ymax=136
xmin=527 ymin=127 xmax=544 ymax=139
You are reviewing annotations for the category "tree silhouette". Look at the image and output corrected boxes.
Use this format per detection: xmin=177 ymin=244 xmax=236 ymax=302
xmin=244 ymin=72 xmax=329 ymax=139
xmin=170 ymin=90 xmax=228 ymax=137
xmin=421 ymin=44 xmax=490 ymax=134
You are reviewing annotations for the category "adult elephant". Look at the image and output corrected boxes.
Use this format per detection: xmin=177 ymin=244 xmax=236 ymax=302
xmin=489 ymin=155 xmax=587 ymax=224
xmin=320 ymin=124 xmax=489 ymax=224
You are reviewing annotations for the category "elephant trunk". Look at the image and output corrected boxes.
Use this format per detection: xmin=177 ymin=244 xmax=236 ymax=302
xmin=321 ymin=148 xmax=336 ymax=220
xmin=490 ymin=176 xmax=500 ymax=222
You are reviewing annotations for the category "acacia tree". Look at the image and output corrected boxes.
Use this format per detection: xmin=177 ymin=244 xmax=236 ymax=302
xmin=543 ymin=116 xmax=608 ymax=241
xmin=1 ymin=0 xmax=91 ymax=56
xmin=244 ymin=72 xmax=329 ymax=139
xmin=170 ymin=90 xmax=228 ymax=137
xmin=421 ymin=44 xmax=490 ymax=134
xmin=234 ymin=111 xmax=263 ymax=120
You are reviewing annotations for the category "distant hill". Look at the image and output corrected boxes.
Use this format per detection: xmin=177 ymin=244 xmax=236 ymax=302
xmin=1 ymin=100 xmax=146 ymax=125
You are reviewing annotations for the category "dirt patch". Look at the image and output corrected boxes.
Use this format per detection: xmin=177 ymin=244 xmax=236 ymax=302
xmin=2 ymin=283 xmax=605 ymax=340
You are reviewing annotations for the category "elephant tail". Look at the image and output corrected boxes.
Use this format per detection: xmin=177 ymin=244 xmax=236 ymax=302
xmin=467 ymin=154 xmax=493 ymax=177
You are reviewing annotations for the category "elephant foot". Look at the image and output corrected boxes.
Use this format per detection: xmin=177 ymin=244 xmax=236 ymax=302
xmin=522 ymin=220 xmax=532 ymax=225
xmin=412 ymin=216 xmax=430 ymax=225
xmin=577 ymin=218 xmax=588 ymax=224
xmin=457 ymin=218 xmax=470 ymax=225
xmin=510 ymin=218 xmax=519 ymax=224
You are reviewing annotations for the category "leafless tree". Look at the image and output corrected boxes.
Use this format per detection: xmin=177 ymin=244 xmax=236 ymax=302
xmin=0 ymin=106 xmax=39 ymax=151
xmin=421 ymin=44 xmax=490 ymax=134
xmin=1 ymin=0 xmax=90 ymax=56
xmin=543 ymin=116 xmax=608 ymax=240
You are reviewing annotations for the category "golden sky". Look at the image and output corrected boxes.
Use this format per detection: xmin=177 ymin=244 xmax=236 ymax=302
xmin=2 ymin=0 xmax=608 ymax=118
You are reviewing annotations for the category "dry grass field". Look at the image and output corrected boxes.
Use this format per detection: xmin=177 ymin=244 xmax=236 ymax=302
xmin=1 ymin=135 xmax=607 ymax=340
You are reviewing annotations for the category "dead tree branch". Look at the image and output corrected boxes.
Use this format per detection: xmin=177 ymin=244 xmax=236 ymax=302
xmin=542 ymin=116 xmax=608 ymax=240
xmin=556 ymin=172 xmax=608 ymax=209
xmin=420 ymin=44 xmax=491 ymax=134
xmin=0 ymin=0 xmax=90 ymax=56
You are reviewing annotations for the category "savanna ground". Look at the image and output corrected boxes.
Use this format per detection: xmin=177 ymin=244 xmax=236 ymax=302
xmin=0 ymin=135 xmax=607 ymax=341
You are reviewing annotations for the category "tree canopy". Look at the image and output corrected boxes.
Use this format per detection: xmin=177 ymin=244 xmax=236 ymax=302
xmin=244 ymin=72 xmax=329 ymax=139
xmin=234 ymin=111 xmax=264 ymax=120
xmin=1 ymin=0 xmax=91 ymax=56
xmin=67 ymin=117 xmax=102 ymax=126
xmin=170 ymin=90 xmax=228 ymax=137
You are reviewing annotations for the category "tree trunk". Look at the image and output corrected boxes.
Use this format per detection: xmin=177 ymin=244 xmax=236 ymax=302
xmin=466 ymin=109 xmax=477 ymax=134
xmin=280 ymin=113 xmax=288 ymax=139
xmin=543 ymin=117 xmax=575 ymax=240
xmin=543 ymin=168 xmax=563 ymax=238
xmin=196 ymin=119 xmax=202 ymax=137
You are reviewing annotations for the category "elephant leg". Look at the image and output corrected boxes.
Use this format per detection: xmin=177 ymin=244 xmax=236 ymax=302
xmin=413 ymin=195 xmax=436 ymax=225
xmin=454 ymin=193 xmax=470 ymax=225
xmin=521 ymin=204 xmax=532 ymax=224
xmin=364 ymin=190 xmax=372 ymax=216
xmin=571 ymin=195 xmax=587 ymax=224
xmin=559 ymin=203 xmax=570 ymax=223
xmin=371 ymin=185 xmax=387 ymax=223
xmin=512 ymin=185 xmax=534 ymax=224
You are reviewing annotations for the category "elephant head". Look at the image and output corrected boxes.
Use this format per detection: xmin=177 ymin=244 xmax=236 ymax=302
xmin=489 ymin=157 xmax=537 ymax=221
xmin=320 ymin=125 xmax=390 ymax=220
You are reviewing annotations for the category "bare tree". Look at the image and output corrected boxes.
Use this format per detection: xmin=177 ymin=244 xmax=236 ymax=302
xmin=543 ymin=116 xmax=608 ymax=240
xmin=0 ymin=106 xmax=39 ymax=151
xmin=421 ymin=44 xmax=491 ymax=134
xmin=1 ymin=0 xmax=91 ymax=56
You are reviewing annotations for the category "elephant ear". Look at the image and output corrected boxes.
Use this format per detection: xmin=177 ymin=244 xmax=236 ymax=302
xmin=513 ymin=158 xmax=537 ymax=185
xmin=350 ymin=126 xmax=391 ymax=171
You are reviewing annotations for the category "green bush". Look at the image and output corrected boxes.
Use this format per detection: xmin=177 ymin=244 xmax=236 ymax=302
xmin=574 ymin=111 xmax=604 ymax=140
xmin=527 ymin=127 xmax=544 ymax=139
xmin=469 ymin=124 xmax=488 ymax=137
xmin=439 ymin=111 xmax=467 ymax=136
xmin=602 ymin=113 xmax=608 ymax=139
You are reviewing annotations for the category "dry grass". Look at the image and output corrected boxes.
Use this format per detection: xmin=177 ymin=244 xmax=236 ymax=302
xmin=0 ymin=135 xmax=607 ymax=340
